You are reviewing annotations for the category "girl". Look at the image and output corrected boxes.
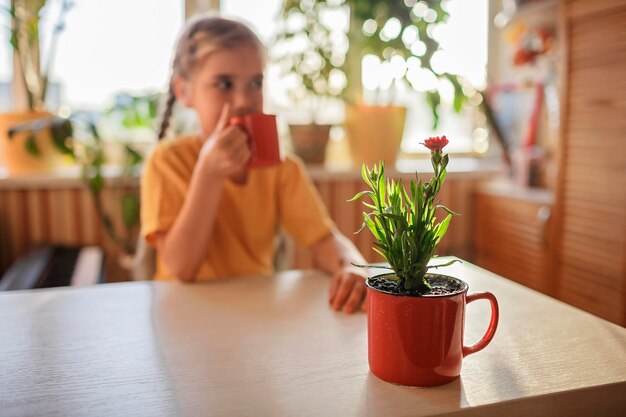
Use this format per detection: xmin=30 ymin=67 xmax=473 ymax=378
xmin=141 ymin=15 xmax=367 ymax=313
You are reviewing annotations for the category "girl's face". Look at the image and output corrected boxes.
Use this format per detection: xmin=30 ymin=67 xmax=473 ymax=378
xmin=177 ymin=43 xmax=264 ymax=139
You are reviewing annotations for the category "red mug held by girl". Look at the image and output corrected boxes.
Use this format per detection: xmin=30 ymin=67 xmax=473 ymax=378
xmin=230 ymin=113 xmax=281 ymax=168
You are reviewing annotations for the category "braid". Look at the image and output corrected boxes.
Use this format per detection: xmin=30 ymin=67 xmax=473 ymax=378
xmin=157 ymin=87 xmax=177 ymax=140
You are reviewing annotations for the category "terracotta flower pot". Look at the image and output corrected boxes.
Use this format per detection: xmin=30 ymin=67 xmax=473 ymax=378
xmin=288 ymin=124 xmax=331 ymax=165
xmin=367 ymin=273 xmax=499 ymax=387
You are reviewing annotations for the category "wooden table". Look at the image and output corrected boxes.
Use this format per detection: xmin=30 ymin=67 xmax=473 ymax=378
xmin=1 ymin=259 xmax=625 ymax=416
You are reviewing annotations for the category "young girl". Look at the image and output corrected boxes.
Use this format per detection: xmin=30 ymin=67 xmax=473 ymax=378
xmin=141 ymin=14 xmax=367 ymax=314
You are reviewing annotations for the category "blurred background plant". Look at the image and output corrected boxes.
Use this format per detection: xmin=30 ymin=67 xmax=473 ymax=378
xmin=7 ymin=0 xmax=73 ymax=111
xmin=8 ymin=113 xmax=143 ymax=255
xmin=272 ymin=0 xmax=471 ymax=128
xmin=98 ymin=92 xmax=160 ymax=142
xmin=271 ymin=0 xmax=346 ymax=125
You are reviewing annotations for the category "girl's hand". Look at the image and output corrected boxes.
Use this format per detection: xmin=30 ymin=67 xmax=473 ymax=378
xmin=198 ymin=103 xmax=251 ymax=178
xmin=329 ymin=265 xmax=368 ymax=314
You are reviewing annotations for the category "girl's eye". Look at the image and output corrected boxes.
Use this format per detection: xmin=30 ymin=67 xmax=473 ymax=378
xmin=251 ymin=78 xmax=263 ymax=90
xmin=216 ymin=79 xmax=233 ymax=90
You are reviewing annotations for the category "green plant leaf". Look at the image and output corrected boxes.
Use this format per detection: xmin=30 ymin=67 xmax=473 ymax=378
xmin=124 ymin=144 xmax=143 ymax=166
xmin=89 ymin=173 xmax=103 ymax=193
xmin=426 ymin=90 xmax=441 ymax=129
xmin=372 ymin=247 xmax=388 ymax=262
xmin=50 ymin=118 xmax=74 ymax=156
xmin=347 ymin=190 xmax=374 ymax=202
xmin=428 ymin=259 xmax=462 ymax=269
xmin=25 ymin=133 xmax=41 ymax=156
xmin=355 ymin=211 xmax=376 ymax=234
xmin=366 ymin=217 xmax=382 ymax=240
xmin=381 ymin=212 xmax=405 ymax=223
xmin=121 ymin=194 xmax=140 ymax=229
xmin=434 ymin=214 xmax=452 ymax=243
xmin=434 ymin=205 xmax=461 ymax=216
xmin=350 ymin=262 xmax=393 ymax=271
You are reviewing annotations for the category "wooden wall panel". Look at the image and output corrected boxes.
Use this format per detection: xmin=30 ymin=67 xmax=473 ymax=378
xmin=0 ymin=171 xmax=482 ymax=282
xmin=471 ymin=188 xmax=552 ymax=294
xmin=552 ymin=0 xmax=626 ymax=325
xmin=0 ymin=181 xmax=138 ymax=282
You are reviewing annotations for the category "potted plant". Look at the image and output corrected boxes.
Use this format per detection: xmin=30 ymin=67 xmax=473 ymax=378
xmin=350 ymin=135 xmax=499 ymax=387
xmin=0 ymin=0 xmax=73 ymax=174
xmin=7 ymin=113 xmax=144 ymax=267
xmin=2 ymin=2 xmax=146 ymax=273
xmin=271 ymin=0 xmax=345 ymax=164
xmin=273 ymin=0 xmax=469 ymax=167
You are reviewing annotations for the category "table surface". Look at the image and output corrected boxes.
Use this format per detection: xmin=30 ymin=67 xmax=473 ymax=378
xmin=1 ymin=259 xmax=625 ymax=417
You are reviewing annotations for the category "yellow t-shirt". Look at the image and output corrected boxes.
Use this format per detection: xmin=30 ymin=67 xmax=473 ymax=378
xmin=140 ymin=135 xmax=334 ymax=281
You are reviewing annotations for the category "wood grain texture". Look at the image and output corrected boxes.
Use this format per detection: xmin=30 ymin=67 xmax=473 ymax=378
xmin=471 ymin=184 xmax=552 ymax=294
xmin=0 ymin=259 xmax=625 ymax=417
xmin=552 ymin=0 xmax=626 ymax=325
xmin=0 ymin=181 xmax=137 ymax=282
xmin=0 ymin=168 xmax=486 ymax=280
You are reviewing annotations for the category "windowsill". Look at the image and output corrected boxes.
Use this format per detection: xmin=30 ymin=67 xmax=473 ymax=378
xmin=0 ymin=165 xmax=136 ymax=189
xmin=0 ymin=154 xmax=504 ymax=190
xmin=476 ymin=178 xmax=554 ymax=205
xmin=309 ymin=155 xmax=503 ymax=180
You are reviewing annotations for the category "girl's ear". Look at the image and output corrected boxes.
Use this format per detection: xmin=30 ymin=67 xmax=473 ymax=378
xmin=173 ymin=75 xmax=192 ymax=107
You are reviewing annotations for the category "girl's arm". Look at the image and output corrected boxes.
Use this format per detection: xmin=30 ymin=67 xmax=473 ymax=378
xmin=155 ymin=165 xmax=225 ymax=282
xmin=310 ymin=231 xmax=368 ymax=313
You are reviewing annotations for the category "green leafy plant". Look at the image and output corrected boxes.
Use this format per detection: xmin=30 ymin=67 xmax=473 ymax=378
xmin=8 ymin=115 xmax=143 ymax=254
xmin=349 ymin=135 xmax=459 ymax=293
xmin=271 ymin=0 xmax=346 ymax=123
xmin=100 ymin=92 xmax=160 ymax=139
xmin=272 ymin=0 xmax=469 ymax=128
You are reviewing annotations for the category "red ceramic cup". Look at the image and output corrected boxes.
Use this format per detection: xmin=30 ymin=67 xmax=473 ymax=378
xmin=367 ymin=274 xmax=499 ymax=387
xmin=229 ymin=113 xmax=281 ymax=168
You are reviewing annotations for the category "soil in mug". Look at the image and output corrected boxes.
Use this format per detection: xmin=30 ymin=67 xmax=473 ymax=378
xmin=367 ymin=273 xmax=466 ymax=297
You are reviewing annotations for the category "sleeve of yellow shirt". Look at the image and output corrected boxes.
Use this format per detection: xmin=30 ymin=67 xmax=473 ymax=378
xmin=277 ymin=156 xmax=335 ymax=248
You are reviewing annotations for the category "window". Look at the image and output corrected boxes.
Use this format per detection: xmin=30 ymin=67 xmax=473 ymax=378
xmin=3 ymin=0 xmax=488 ymax=153
xmin=220 ymin=0 xmax=282 ymax=43
xmin=360 ymin=0 xmax=489 ymax=154
xmin=2 ymin=0 xmax=184 ymax=111
xmin=0 ymin=0 xmax=12 ymax=110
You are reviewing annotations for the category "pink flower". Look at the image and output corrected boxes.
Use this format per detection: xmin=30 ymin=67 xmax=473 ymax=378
xmin=422 ymin=135 xmax=449 ymax=152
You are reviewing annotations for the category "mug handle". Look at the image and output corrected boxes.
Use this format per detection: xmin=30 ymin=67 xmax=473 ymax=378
xmin=462 ymin=292 xmax=499 ymax=357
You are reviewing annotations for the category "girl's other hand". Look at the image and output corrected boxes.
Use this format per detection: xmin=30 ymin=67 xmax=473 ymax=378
xmin=198 ymin=103 xmax=251 ymax=178
xmin=329 ymin=265 xmax=368 ymax=314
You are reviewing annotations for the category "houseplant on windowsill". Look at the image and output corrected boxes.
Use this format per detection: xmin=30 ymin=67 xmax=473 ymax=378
xmin=350 ymin=136 xmax=499 ymax=387
xmin=3 ymin=2 xmax=146 ymax=275
xmin=273 ymin=0 xmax=470 ymax=167
xmin=271 ymin=0 xmax=347 ymax=164
xmin=0 ymin=0 xmax=73 ymax=174
xmin=7 ymin=113 xmax=144 ymax=265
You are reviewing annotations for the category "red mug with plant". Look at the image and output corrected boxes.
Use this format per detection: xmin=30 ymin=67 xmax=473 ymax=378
xmin=350 ymin=136 xmax=499 ymax=387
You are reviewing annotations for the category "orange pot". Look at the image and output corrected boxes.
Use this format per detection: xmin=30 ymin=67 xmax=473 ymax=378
xmin=344 ymin=105 xmax=406 ymax=168
xmin=367 ymin=273 xmax=499 ymax=387
xmin=0 ymin=111 xmax=66 ymax=175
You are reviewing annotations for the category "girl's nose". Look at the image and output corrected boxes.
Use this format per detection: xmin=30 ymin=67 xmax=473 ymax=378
xmin=232 ymin=90 xmax=253 ymax=115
